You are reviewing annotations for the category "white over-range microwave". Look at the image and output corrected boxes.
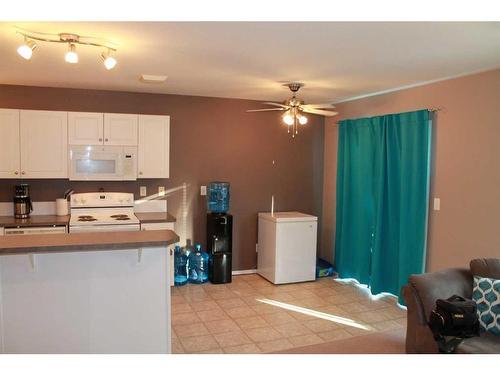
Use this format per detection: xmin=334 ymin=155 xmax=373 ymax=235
xmin=69 ymin=145 xmax=137 ymax=181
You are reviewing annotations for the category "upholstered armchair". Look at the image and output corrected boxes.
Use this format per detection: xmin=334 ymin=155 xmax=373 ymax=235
xmin=402 ymin=258 xmax=500 ymax=354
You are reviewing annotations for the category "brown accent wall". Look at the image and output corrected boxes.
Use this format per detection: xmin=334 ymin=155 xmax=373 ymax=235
xmin=321 ymin=69 xmax=500 ymax=272
xmin=0 ymin=85 xmax=325 ymax=271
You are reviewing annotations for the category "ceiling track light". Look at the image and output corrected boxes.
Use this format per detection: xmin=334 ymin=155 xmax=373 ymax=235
xmin=17 ymin=37 xmax=37 ymax=60
xmin=15 ymin=30 xmax=118 ymax=70
xmin=65 ymin=43 xmax=78 ymax=64
xmin=101 ymin=49 xmax=117 ymax=70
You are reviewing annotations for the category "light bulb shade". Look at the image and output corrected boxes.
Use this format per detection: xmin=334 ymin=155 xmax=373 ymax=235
xmin=101 ymin=52 xmax=117 ymax=70
xmin=298 ymin=115 xmax=308 ymax=125
xmin=65 ymin=44 xmax=78 ymax=64
xmin=282 ymin=111 xmax=294 ymax=126
xmin=17 ymin=40 xmax=36 ymax=60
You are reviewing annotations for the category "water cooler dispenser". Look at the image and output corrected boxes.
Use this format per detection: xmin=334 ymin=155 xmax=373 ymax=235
xmin=206 ymin=182 xmax=233 ymax=284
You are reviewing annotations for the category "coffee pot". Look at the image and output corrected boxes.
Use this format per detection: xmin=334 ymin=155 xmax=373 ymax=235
xmin=14 ymin=184 xmax=33 ymax=219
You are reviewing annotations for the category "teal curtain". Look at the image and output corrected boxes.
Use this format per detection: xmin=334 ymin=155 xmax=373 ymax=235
xmin=334 ymin=110 xmax=431 ymax=303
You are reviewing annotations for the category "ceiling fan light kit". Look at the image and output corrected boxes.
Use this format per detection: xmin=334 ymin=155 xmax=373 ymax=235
xmin=247 ymin=82 xmax=338 ymax=138
xmin=15 ymin=30 xmax=118 ymax=70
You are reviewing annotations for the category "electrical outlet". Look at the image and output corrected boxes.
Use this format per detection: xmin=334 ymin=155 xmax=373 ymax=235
xmin=200 ymin=185 xmax=207 ymax=196
xmin=158 ymin=186 xmax=165 ymax=197
xmin=140 ymin=186 xmax=147 ymax=197
xmin=434 ymin=198 xmax=440 ymax=211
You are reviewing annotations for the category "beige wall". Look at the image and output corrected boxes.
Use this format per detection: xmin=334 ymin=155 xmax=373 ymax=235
xmin=322 ymin=69 xmax=500 ymax=271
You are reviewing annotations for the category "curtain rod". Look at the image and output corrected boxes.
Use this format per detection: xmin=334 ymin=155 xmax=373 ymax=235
xmin=333 ymin=107 xmax=443 ymax=124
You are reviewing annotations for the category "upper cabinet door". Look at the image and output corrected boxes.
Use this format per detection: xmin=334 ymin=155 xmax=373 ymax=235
xmin=68 ymin=112 xmax=104 ymax=145
xmin=20 ymin=110 xmax=68 ymax=179
xmin=138 ymin=115 xmax=170 ymax=178
xmin=103 ymin=113 xmax=138 ymax=146
xmin=0 ymin=109 xmax=21 ymax=179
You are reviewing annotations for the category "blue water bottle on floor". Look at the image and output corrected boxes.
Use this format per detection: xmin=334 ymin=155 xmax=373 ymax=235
xmin=188 ymin=244 xmax=209 ymax=284
xmin=174 ymin=245 xmax=188 ymax=286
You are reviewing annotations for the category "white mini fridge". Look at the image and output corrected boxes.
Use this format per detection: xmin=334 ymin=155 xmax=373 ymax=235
xmin=257 ymin=212 xmax=317 ymax=284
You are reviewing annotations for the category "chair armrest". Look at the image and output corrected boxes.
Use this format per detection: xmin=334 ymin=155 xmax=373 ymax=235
xmin=402 ymin=268 xmax=472 ymax=353
xmin=408 ymin=268 xmax=472 ymax=319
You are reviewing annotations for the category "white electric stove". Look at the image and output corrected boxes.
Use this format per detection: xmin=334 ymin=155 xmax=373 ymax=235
xmin=69 ymin=192 xmax=140 ymax=233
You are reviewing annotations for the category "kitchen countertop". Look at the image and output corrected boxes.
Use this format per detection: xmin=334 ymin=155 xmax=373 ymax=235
xmin=135 ymin=212 xmax=176 ymax=224
xmin=0 ymin=229 xmax=179 ymax=255
xmin=0 ymin=212 xmax=176 ymax=227
xmin=0 ymin=215 xmax=70 ymax=227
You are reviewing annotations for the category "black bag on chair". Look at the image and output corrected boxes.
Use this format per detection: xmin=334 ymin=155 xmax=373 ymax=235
xmin=428 ymin=295 xmax=480 ymax=353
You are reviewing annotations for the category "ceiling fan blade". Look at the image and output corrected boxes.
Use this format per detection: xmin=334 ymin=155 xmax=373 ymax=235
xmin=302 ymin=108 xmax=338 ymax=117
xmin=263 ymin=102 xmax=290 ymax=109
xmin=246 ymin=108 xmax=285 ymax=112
xmin=301 ymin=103 xmax=336 ymax=109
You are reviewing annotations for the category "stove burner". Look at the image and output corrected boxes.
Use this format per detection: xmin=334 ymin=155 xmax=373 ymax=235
xmin=78 ymin=217 xmax=98 ymax=222
xmin=115 ymin=217 xmax=131 ymax=221
xmin=111 ymin=214 xmax=129 ymax=218
xmin=78 ymin=215 xmax=94 ymax=219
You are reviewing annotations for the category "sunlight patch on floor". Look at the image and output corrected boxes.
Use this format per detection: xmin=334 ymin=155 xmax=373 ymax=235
xmin=256 ymin=298 xmax=373 ymax=331
xmin=333 ymin=277 xmax=405 ymax=309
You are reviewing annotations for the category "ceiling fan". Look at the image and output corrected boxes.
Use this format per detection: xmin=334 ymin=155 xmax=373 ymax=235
xmin=247 ymin=82 xmax=338 ymax=138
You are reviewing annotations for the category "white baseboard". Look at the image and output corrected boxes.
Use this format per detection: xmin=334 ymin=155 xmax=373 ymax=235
xmin=232 ymin=269 xmax=257 ymax=275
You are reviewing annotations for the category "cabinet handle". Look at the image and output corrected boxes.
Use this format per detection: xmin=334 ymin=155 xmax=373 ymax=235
xmin=14 ymin=171 xmax=19 ymax=175
xmin=105 ymin=138 xmax=108 ymax=142
xmin=99 ymin=138 xmax=103 ymax=142
xmin=139 ymin=171 xmax=143 ymax=175
xmin=21 ymin=171 xmax=25 ymax=175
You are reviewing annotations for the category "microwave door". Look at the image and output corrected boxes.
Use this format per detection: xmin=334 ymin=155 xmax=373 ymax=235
xmin=69 ymin=146 xmax=125 ymax=181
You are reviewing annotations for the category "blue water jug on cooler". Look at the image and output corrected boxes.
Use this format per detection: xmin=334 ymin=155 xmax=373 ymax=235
xmin=173 ymin=245 xmax=188 ymax=286
xmin=188 ymin=244 xmax=209 ymax=284
xmin=207 ymin=182 xmax=230 ymax=213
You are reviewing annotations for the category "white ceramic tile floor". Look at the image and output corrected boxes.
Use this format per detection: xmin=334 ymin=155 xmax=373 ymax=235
xmin=171 ymin=274 xmax=406 ymax=354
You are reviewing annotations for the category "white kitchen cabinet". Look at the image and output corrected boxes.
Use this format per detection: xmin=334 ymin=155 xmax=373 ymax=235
xmin=104 ymin=113 xmax=138 ymax=146
xmin=138 ymin=115 xmax=170 ymax=178
xmin=141 ymin=222 xmax=176 ymax=286
xmin=20 ymin=110 xmax=68 ymax=179
xmin=0 ymin=109 xmax=21 ymax=179
xmin=68 ymin=112 xmax=104 ymax=145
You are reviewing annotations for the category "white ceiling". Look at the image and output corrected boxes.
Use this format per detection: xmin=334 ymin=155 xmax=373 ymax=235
xmin=1 ymin=22 xmax=499 ymax=103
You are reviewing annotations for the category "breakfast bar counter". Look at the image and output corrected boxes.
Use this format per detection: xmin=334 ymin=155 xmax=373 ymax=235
xmin=0 ymin=229 xmax=179 ymax=255
xmin=0 ymin=229 xmax=178 ymax=354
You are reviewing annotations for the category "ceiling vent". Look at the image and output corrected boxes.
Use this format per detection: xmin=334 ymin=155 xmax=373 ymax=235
xmin=140 ymin=74 xmax=168 ymax=84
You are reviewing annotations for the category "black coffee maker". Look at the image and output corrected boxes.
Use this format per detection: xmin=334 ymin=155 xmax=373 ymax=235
xmin=14 ymin=184 xmax=33 ymax=219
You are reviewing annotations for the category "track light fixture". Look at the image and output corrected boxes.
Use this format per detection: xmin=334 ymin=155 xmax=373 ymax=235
xmin=101 ymin=49 xmax=117 ymax=70
xmin=15 ymin=30 xmax=118 ymax=70
xmin=65 ymin=43 xmax=78 ymax=64
xmin=17 ymin=37 xmax=37 ymax=60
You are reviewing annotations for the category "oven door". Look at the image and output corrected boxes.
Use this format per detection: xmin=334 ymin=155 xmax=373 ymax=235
xmin=69 ymin=145 xmax=137 ymax=181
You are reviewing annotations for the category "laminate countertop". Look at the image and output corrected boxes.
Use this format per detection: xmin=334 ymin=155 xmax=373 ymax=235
xmin=0 ymin=215 xmax=70 ymax=227
xmin=135 ymin=212 xmax=176 ymax=224
xmin=0 ymin=229 xmax=179 ymax=255
xmin=0 ymin=212 xmax=176 ymax=227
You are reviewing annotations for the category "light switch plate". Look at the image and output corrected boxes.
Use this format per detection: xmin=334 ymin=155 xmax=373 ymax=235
xmin=200 ymin=185 xmax=207 ymax=196
xmin=140 ymin=186 xmax=147 ymax=197
xmin=434 ymin=198 xmax=440 ymax=211
xmin=158 ymin=186 xmax=165 ymax=197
